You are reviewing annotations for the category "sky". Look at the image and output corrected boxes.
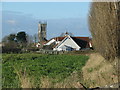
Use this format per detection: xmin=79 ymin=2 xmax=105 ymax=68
xmin=2 ymin=2 xmax=91 ymax=41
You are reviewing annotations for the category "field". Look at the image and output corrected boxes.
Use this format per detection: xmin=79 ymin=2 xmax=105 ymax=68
xmin=2 ymin=53 xmax=89 ymax=88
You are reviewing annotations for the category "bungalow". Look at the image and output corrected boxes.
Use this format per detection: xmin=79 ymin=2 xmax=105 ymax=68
xmin=44 ymin=34 xmax=92 ymax=51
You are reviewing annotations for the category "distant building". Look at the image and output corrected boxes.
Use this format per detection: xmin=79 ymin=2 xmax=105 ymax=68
xmin=37 ymin=21 xmax=47 ymax=48
xmin=37 ymin=22 xmax=92 ymax=51
xmin=44 ymin=32 xmax=92 ymax=51
xmin=36 ymin=43 xmax=41 ymax=48
xmin=38 ymin=21 xmax=47 ymax=42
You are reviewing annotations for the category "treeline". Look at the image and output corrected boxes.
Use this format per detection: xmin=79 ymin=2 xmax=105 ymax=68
xmin=2 ymin=31 xmax=39 ymax=53
xmin=89 ymin=2 xmax=120 ymax=60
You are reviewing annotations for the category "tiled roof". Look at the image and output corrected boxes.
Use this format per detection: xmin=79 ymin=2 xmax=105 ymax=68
xmin=52 ymin=36 xmax=90 ymax=42
xmin=53 ymin=37 xmax=66 ymax=41
xmin=74 ymin=37 xmax=90 ymax=42
xmin=71 ymin=37 xmax=89 ymax=48
xmin=47 ymin=36 xmax=91 ymax=49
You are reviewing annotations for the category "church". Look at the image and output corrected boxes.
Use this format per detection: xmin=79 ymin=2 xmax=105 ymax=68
xmin=37 ymin=22 xmax=92 ymax=51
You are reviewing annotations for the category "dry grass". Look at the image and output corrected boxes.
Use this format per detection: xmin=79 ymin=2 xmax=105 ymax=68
xmin=13 ymin=53 xmax=119 ymax=88
xmin=14 ymin=67 xmax=34 ymax=88
xmin=40 ymin=72 xmax=83 ymax=88
xmin=82 ymin=53 xmax=118 ymax=88
xmin=14 ymin=67 xmax=84 ymax=88
xmin=54 ymin=71 xmax=83 ymax=88
xmin=40 ymin=76 xmax=53 ymax=88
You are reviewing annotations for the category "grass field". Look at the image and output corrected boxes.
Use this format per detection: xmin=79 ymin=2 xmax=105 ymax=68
xmin=2 ymin=53 xmax=89 ymax=88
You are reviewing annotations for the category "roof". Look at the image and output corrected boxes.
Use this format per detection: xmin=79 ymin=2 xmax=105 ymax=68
xmin=53 ymin=37 xmax=66 ymax=41
xmin=44 ymin=37 xmax=65 ymax=44
xmin=74 ymin=37 xmax=90 ymax=42
xmin=46 ymin=36 xmax=91 ymax=49
xmin=52 ymin=36 xmax=90 ymax=42
xmin=71 ymin=37 xmax=89 ymax=48
xmin=52 ymin=43 xmax=59 ymax=48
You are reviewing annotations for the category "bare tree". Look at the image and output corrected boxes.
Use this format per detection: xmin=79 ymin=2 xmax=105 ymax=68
xmin=33 ymin=34 xmax=39 ymax=43
xmin=89 ymin=1 xmax=120 ymax=60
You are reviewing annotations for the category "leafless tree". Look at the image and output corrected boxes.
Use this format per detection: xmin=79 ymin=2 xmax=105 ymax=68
xmin=89 ymin=1 xmax=120 ymax=60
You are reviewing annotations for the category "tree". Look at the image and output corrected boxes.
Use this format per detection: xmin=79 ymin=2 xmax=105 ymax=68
xmin=16 ymin=31 xmax=27 ymax=47
xmin=89 ymin=2 xmax=120 ymax=60
xmin=33 ymin=34 xmax=39 ymax=43
xmin=7 ymin=34 xmax=16 ymax=42
xmin=16 ymin=32 xmax=27 ymax=43
xmin=26 ymin=34 xmax=34 ymax=44
xmin=2 ymin=36 xmax=8 ymax=43
xmin=2 ymin=34 xmax=19 ymax=53
xmin=2 ymin=34 xmax=18 ymax=48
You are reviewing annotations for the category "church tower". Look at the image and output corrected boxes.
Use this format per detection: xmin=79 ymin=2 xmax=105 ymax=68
xmin=38 ymin=21 xmax=47 ymax=42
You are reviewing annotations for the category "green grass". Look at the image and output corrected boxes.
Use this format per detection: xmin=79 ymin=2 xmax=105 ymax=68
xmin=2 ymin=53 xmax=89 ymax=88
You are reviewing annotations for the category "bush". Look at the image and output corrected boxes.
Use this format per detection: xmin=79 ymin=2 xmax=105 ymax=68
xmin=2 ymin=46 xmax=21 ymax=53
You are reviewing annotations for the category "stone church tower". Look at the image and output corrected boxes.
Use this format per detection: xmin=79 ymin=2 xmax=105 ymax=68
xmin=38 ymin=21 xmax=47 ymax=42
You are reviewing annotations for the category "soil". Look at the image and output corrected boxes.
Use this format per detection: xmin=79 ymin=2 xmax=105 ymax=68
xmin=82 ymin=53 xmax=118 ymax=88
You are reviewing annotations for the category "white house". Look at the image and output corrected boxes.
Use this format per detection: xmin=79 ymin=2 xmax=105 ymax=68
xmin=36 ymin=43 xmax=41 ymax=47
xmin=43 ymin=33 xmax=92 ymax=51
xmin=44 ymin=39 xmax=56 ymax=45
xmin=53 ymin=35 xmax=81 ymax=51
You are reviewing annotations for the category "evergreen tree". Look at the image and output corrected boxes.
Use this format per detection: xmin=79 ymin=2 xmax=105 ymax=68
xmin=16 ymin=32 xmax=27 ymax=43
xmin=16 ymin=31 xmax=27 ymax=47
